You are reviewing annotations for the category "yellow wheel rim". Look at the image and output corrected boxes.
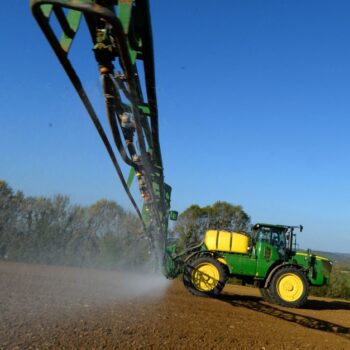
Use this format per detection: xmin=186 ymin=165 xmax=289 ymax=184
xmin=192 ymin=263 xmax=219 ymax=292
xmin=277 ymin=273 xmax=304 ymax=302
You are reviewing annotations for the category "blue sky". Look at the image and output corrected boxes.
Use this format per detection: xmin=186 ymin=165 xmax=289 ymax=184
xmin=1 ymin=1 xmax=350 ymax=253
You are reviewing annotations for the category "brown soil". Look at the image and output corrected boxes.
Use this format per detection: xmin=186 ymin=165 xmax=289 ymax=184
xmin=0 ymin=261 xmax=349 ymax=349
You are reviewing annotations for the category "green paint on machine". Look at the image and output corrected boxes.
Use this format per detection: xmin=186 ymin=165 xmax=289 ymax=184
xmin=170 ymin=223 xmax=332 ymax=308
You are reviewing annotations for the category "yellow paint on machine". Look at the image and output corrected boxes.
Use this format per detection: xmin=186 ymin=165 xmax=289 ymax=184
xmin=204 ymin=230 xmax=249 ymax=254
xmin=217 ymin=257 xmax=228 ymax=266
xmin=192 ymin=263 xmax=219 ymax=292
xmin=277 ymin=273 xmax=304 ymax=302
xmin=296 ymin=252 xmax=329 ymax=261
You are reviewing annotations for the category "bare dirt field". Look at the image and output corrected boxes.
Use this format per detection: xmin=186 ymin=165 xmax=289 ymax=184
xmin=0 ymin=262 xmax=349 ymax=349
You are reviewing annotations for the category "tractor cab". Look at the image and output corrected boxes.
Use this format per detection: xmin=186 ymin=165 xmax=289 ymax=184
xmin=251 ymin=223 xmax=303 ymax=260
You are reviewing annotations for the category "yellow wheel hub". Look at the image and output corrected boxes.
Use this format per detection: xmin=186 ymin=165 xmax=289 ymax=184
xmin=277 ymin=273 xmax=304 ymax=302
xmin=192 ymin=263 xmax=219 ymax=292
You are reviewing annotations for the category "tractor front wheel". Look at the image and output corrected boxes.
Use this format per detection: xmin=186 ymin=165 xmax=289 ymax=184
xmin=269 ymin=266 xmax=309 ymax=308
xmin=183 ymin=256 xmax=227 ymax=297
xmin=259 ymin=287 xmax=274 ymax=303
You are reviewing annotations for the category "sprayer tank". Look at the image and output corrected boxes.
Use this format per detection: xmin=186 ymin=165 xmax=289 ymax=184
xmin=204 ymin=230 xmax=249 ymax=254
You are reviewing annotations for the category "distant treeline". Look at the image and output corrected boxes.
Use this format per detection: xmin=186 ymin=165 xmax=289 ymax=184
xmin=0 ymin=180 xmax=149 ymax=269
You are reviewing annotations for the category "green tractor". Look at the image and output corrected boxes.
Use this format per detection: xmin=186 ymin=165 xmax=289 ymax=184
xmin=165 ymin=223 xmax=332 ymax=308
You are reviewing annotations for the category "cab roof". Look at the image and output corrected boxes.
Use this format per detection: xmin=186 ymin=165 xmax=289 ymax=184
xmin=253 ymin=223 xmax=290 ymax=230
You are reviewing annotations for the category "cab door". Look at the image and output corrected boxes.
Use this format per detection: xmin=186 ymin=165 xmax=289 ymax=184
xmin=255 ymin=241 xmax=278 ymax=278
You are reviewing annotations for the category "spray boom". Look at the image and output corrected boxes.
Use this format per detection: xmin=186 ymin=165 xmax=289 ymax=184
xmin=30 ymin=0 xmax=173 ymax=270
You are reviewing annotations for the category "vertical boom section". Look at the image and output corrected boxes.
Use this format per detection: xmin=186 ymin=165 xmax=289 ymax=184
xmin=30 ymin=0 xmax=171 ymax=268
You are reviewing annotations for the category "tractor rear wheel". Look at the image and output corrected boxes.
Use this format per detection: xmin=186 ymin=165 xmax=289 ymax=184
xmin=183 ymin=256 xmax=227 ymax=297
xmin=269 ymin=266 xmax=309 ymax=308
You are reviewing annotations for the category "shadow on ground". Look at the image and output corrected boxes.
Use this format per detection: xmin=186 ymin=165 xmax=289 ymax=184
xmin=219 ymin=293 xmax=350 ymax=340
xmin=304 ymin=298 xmax=350 ymax=311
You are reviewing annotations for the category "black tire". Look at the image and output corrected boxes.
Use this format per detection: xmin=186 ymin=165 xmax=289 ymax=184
xmin=269 ymin=266 xmax=309 ymax=308
xmin=259 ymin=287 xmax=274 ymax=303
xmin=183 ymin=256 xmax=227 ymax=297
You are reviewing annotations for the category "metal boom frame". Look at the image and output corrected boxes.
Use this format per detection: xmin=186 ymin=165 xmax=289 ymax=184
xmin=30 ymin=0 xmax=172 ymax=266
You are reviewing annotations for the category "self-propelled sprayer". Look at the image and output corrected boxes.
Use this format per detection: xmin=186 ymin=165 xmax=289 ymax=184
xmin=31 ymin=0 xmax=331 ymax=308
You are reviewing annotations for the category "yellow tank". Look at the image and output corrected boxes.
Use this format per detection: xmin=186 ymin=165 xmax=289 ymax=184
xmin=204 ymin=230 xmax=249 ymax=254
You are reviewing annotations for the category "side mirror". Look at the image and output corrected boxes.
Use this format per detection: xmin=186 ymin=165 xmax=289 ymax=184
xmin=300 ymin=225 xmax=303 ymax=232
xmin=169 ymin=210 xmax=178 ymax=221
